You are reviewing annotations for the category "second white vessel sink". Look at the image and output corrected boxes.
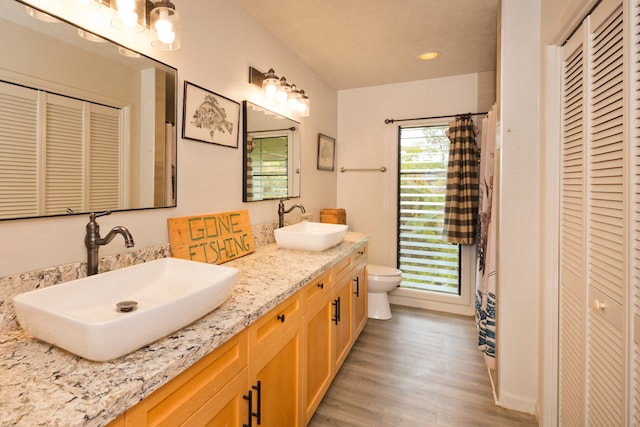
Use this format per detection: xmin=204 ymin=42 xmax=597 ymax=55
xmin=13 ymin=258 xmax=238 ymax=361
xmin=274 ymin=221 xmax=348 ymax=251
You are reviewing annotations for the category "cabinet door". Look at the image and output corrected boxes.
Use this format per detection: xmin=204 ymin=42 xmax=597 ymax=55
xmin=332 ymin=276 xmax=352 ymax=372
xmin=302 ymin=294 xmax=333 ymax=424
xmin=351 ymin=262 xmax=367 ymax=338
xmin=185 ymin=369 xmax=249 ymax=427
xmin=249 ymin=317 xmax=302 ymax=427
xmin=124 ymin=330 xmax=248 ymax=426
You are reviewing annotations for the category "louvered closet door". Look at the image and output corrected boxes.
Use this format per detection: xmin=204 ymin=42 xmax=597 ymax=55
xmin=0 ymin=82 xmax=38 ymax=219
xmin=559 ymin=0 xmax=631 ymax=424
xmin=44 ymin=93 xmax=84 ymax=214
xmin=559 ymin=22 xmax=588 ymax=427
xmin=634 ymin=0 xmax=640 ymax=423
xmin=587 ymin=2 xmax=627 ymax=424
xmin=88 ymin=104 xmax=122 ymax=211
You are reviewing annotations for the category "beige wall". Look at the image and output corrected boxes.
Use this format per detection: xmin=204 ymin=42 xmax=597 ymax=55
xmin=0 ymin=0 xmax=338 ymax=276
xmin=337 ymin=73 xmax=481 ymax=267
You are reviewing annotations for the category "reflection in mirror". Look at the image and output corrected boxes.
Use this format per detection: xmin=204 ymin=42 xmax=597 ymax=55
xmin=243 ymin=101 xmax=300 ymax=202
xmin=0 ymin=0 xmax=177 ymax=220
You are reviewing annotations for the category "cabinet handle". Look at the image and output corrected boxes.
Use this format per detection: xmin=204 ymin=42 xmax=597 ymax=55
xmin=243 ymin=390 xmax=253 ymax=427
xmin=353 ymin=276 xmax=360 ymax=297
xmin=253 ymin=381 xmax=262 ymax=425
xmin=317 ymin=282 xmax=324 ymax=289
xmin=337 ymin=296 xmax=341 ymax=322
xmin=277 ymin=314 xmax=286 ymax=323
xmin=332 ymin=299 xmax=339 ymax=325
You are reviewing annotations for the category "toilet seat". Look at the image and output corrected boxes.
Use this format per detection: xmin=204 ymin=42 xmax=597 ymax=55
xmin=367 ymin=264 xmax=401 ymax=278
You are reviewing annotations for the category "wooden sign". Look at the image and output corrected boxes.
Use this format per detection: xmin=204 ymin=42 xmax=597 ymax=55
xmin=168 ymin=210 xmax=255 ymax=264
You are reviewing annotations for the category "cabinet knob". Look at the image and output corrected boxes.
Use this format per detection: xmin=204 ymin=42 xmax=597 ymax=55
xmin=277 ymin=314 xmax=286 ymax=323
xmin=317 ymin=282 xmax=324 ymax=289
xmin=592 ymin=299 xmax=606 ymax=311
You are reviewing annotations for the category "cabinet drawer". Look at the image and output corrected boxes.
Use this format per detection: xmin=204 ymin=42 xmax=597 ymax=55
xmin=249 ymin=293 xmax=302 ymax=357
xmin=333 ymin=254 xmax=353 ymax=282
xmin=353 ymin=243 xmax=367 ymax=265
xmin=303 ymin=270 xmax=333 ymax=309
xmin=125 ymin=330 xmax=248 ymax=426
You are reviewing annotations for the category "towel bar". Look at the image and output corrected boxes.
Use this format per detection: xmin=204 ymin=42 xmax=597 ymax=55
xmin=339 ymin=166 xmax=387 ymax=173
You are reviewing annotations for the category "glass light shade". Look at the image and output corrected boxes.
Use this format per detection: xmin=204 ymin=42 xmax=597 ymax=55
xmin=150 ymin=2 xmax=181 ymax=51
xmin=61 ymin=0 xmax=101 ymax=11
xmin=287 ymin=84 xmax=301 ymax=111
xmin=298 ymin=90 xmax=310 ymax=117
xmin=276 ymin=77 xmax=290 ymax=105
xmin=78 ymin=29 xmax=106 ymax=42
xmin=26 ymin=6 xmax=60 ymax=23
xmin=261 ymin=69 xmax=280 ymax=100
xmin=111 ymin=0 xmax=145 ymax=32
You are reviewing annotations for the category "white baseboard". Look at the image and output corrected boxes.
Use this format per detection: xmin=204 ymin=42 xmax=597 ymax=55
xmin=389 ymin=294 xmax=475 ymax=316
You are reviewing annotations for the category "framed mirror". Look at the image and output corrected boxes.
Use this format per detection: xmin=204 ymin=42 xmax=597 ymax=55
xmin=0 ymin=0 xmax=177 ymax=220
xmin=243 ymin=101 xmax=300 ymax=202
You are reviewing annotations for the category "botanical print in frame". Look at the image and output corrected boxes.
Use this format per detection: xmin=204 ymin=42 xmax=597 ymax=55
xmin=182 ymin=81 xmax=240 ymax=148
xmin=317 ymin=133 xmax=335 ymax=171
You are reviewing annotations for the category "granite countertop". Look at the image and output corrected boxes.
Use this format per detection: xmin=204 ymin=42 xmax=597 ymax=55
xmin=0 ymin=232 xmax=368 ymax=427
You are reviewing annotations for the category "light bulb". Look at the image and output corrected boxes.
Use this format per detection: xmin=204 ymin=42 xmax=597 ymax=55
xmin=261 ymin=69 xmax=280 ymax=100
xmin=155 ymin=11 xmax=175 ymax=44
xmin=112 ymin=0 xmax=144 ymax=32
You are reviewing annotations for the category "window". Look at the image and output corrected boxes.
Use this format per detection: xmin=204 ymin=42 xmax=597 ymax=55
xmin=398 ymin=125 xmax=461 ymax=295
xmin=247 ymin=134 xmax=289 ymax=200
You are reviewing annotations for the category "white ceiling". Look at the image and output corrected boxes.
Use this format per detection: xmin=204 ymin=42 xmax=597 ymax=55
xmin=238 ymin=0 xmax=499 ymax=90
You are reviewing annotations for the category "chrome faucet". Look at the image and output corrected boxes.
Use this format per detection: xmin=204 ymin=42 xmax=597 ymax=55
xmin=85 ymin=211 xmax=135 ymax=276
xmin=278 ymin=199 xmax=306 ymax=228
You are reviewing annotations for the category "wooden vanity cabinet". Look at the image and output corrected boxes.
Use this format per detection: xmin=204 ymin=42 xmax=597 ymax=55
xmin=351 ymin=245 xmax=368 ymax=338
xmin=122 ymin=329 xmax=249 ymax=426
xmin=112 ymin=243 xmax=368 ymax=427
xmin=248 ymin=293 xmax=303 ymax=426
xmin=302 ymin=271 xmax=334 ymax=424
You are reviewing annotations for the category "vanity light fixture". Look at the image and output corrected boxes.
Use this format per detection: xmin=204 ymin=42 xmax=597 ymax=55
xmin=276 ymin=76 xmax=291 ymax=106
xmin=111 ymin=0 xmax=146 ymax=32
xmin=298 ymin=90 xmax=310 ymax=117
xmin=61 ymin=0 xmax=102 ymax=11
xmin=261 ymin=69 xmax=280 ymax=100
xmin=150 ymin=0 xmax=181 ymax=51
xmin=249 ymin=67 xmax=311 ymax=117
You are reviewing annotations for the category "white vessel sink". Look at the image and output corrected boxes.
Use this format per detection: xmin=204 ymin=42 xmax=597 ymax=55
xmin=13 ymin=258 xmax=238 ymax=361
xmin=274 ymin=221 xmax=348 ymax=251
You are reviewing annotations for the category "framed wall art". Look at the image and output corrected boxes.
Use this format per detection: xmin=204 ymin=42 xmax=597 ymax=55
xmin=182 ymin=81 xmax=240 ymax=148
xmin=317 ymin=133 xmax=335 ymax=171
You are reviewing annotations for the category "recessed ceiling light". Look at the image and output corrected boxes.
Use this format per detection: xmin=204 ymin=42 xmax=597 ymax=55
xmin=418 ymin=52 xmax=440 ymax=61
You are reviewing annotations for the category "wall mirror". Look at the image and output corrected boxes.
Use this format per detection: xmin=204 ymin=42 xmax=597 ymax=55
xmin=0 ymin=0 xmax=177 ymax=221
xmin=243 ymin=101 xmax=300 ymax=202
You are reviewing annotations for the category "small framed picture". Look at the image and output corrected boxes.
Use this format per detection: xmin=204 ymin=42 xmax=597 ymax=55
xmin=182 ymin=81 xmax=240 ymax=148
xmin=317 ymin=133 xmax=336 ymax=171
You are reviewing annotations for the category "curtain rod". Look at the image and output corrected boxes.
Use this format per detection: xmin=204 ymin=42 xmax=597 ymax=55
xmin=384 ymin=112 xmax=488 ymax=124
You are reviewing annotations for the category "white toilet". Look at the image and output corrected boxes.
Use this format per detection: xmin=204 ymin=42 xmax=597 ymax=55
xmin=367 ymin=264 xmax=402 ymax=320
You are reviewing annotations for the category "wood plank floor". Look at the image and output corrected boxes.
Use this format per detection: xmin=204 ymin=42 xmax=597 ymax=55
xmin=308 ymin=305 xmax=539 ymax=427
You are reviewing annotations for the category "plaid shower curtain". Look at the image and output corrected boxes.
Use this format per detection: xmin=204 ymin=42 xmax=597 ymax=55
xmin=442 ymin=115 xmax=479 ymax=245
